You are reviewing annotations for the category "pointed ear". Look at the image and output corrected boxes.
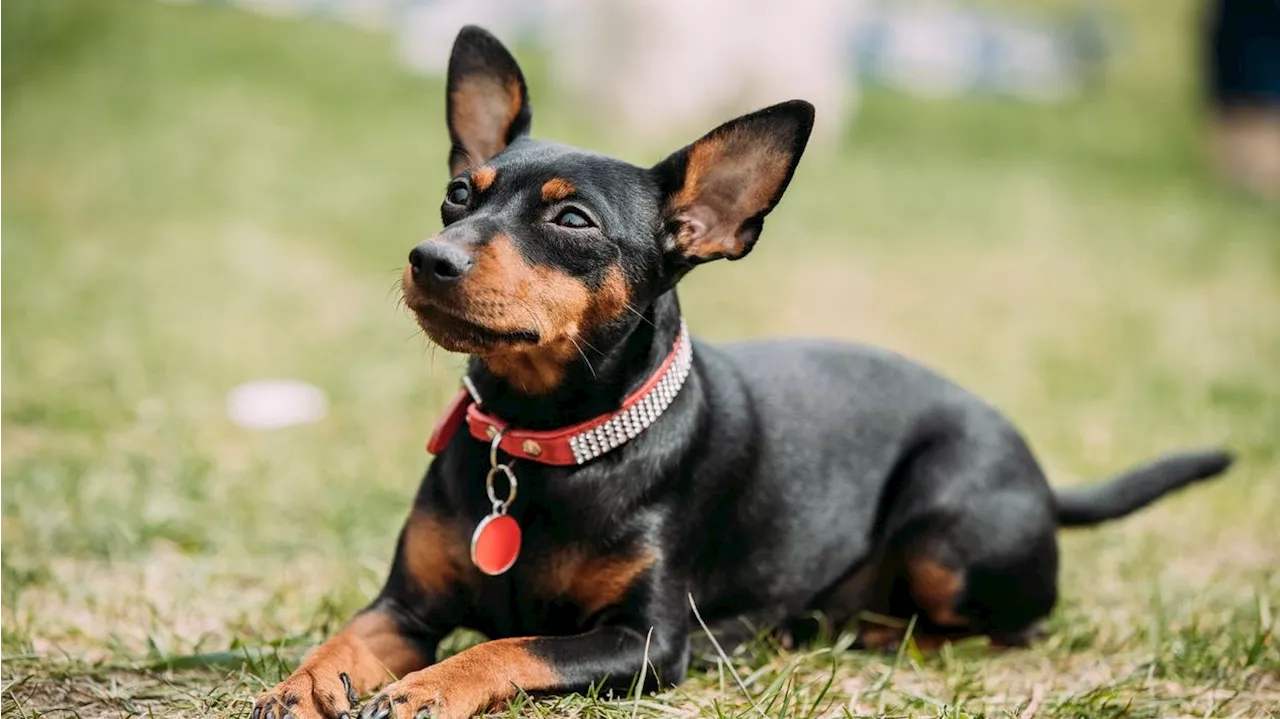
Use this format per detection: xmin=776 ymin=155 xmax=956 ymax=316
xmin=446 ymin=26 xmax=532 ymax=176
xmin=652 ymin=100 xmax=814 ymax=265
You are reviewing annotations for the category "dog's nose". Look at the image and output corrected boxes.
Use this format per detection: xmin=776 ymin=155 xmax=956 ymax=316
xmin=409 ymin=240 xmax=473 ymax=287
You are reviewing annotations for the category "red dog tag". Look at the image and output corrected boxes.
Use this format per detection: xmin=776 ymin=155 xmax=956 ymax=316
xmin=470 ymin=513 xmax=521 ymax=575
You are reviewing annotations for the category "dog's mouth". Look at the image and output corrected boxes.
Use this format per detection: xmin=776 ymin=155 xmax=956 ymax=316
xmin=405 ymin=295 xmax=540 ymax=354
xmin=418 ymin=303 xmax=540 ymax=346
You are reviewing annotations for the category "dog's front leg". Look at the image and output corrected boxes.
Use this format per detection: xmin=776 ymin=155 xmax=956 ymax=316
xmin=356 ymin=625 xmax=689 ymax=719
xmin=253 ymin=601 xmax=435 ymax=719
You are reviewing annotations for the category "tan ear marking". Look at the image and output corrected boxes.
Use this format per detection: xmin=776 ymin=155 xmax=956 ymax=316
xmin=669 ymin=134 xmax=796 ymax=260
xmin=449 ymin=75 xmax=522 ymax=171
xmin=659 ymin=102 xmax=813 ymax=263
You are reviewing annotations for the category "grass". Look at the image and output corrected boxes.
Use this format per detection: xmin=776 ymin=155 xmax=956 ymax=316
xmin=2 ymin=0 xmax=1278 ymax=717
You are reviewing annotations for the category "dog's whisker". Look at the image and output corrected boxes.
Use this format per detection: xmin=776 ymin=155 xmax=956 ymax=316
xmin=514 ymin=299 xmax=546 ymax=337
xmin=575 ymin=334 xmax=606 ymax=357
xmin=568 ymin=335 xmax=598 ymax=381
xmin=624 ymin=302 xmax=657 ymax=330
xmin=388 ymin=277 xmax=408 ymax=302
xmin=512 ymin=297 xmax=599 ymax=380
xmin=455 ymin=144 xmax=483 ymax=173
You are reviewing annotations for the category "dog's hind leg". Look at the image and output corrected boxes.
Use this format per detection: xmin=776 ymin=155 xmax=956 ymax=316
xmin=850 ymin=492 xmax=1060 ymax=652
xmin=843 ymin=431 xmax=1062 ymax=651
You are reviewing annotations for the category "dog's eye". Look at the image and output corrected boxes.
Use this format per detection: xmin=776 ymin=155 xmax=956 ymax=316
xmin=445 ymin=182 xmax=470 ymax=206
xmin=554 ymin=208 xmax=593 ymax=229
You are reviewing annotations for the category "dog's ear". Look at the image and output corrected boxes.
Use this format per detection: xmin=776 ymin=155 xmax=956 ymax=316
xmin=446 ymin=26 xmax=532 ymax=176
xmin=652 ymin=100 xmax=814 ymax=265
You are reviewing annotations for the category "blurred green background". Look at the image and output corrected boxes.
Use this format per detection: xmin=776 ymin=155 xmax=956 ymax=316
xmin=2 ymin=0 xmax=1277 ymax=717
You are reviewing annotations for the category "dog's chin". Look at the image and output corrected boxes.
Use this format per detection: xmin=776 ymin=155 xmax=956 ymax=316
xmin=412 ymin=304 xmax=539 ymax=356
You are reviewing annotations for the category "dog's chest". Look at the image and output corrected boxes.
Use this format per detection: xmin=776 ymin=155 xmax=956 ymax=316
xmin=457 ymin=540 xmax=656 ymax=636
xmin=425 ymin=448 xmax=664 ymax=635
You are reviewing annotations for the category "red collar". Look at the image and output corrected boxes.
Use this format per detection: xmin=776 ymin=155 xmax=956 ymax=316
xmin=427 ymin=320 xmax=692 ymax=466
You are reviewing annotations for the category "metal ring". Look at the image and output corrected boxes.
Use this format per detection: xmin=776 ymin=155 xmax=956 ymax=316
xmin=462 ymin=375 xmax=483 ymax=406
xmin=485 ymin=463 xmax=518 ymax=511
xmin=489 ymin=426 xmax=506 ymax=469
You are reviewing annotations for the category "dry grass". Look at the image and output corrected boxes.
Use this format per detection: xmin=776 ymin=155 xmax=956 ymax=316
xmin=3 ymin=1 xmax=1278 ymax=717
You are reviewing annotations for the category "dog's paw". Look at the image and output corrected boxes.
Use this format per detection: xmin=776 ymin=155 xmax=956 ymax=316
xmin=853 ymin=623 xmax=908 ymax=653
xmin=253 ymin=671 xmax=361 ymax=719
xmin=358 ymin=671 xmax=482 ymax=719
xmin=356 ymin=682 xmax=435 ymax=719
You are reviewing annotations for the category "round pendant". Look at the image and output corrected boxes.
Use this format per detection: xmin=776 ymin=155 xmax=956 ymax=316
xmin=470 ymin=513 xmax=522 ymax=575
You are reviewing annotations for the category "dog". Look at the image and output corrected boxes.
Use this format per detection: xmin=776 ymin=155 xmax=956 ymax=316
xmin=252 ymin=25 xmax=1234 ymax=719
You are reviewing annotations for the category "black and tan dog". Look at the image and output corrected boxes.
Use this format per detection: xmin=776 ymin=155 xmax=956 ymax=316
xmin=252 ymin=26 xmax=1234 ymax=719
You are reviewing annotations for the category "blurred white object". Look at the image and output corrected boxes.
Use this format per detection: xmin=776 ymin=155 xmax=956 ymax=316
xmin=390 ymin=0 xmax=862 ymax=146
xmin=854 ymin=2 xmax=1108 ymax=102
xmin=541 ymin=0 xmax=863 ymax=146
xmin=397 ymin=0 xmax=542 ymax=76
xmin=181 ymin=0 xmax=1108 ymax=140
xmin=226 ymin=380 xmax=328 ymax=429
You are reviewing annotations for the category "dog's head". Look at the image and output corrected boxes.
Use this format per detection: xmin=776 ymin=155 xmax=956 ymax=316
xmin=402 ymin=26 xmax=813 ymax=394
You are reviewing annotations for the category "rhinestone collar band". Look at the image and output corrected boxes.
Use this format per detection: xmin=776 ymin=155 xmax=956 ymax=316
xmin=426 ymin=320 xmax=693 ymax=466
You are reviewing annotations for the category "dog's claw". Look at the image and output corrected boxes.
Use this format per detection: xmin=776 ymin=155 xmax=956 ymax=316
xmin=257 ymin=669 xmax=355 ymax=719
xmin=358 ymin=698 xmax=391 ymax=719
xmin=414 ymin=709 xmax=432 ymax=719
xmin=340 ymin=672 xmax=359 ymax=708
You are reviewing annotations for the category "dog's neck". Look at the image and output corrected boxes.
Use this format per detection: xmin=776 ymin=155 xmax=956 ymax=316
xmin=464 ymin=292 xmax=684 ymax=431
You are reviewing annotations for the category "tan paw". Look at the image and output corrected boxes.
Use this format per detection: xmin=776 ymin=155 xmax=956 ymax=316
xmin=357 ymin=671 xmax=483 ymax=719
xmin=253 ymin=670 xmax=361 ymax=719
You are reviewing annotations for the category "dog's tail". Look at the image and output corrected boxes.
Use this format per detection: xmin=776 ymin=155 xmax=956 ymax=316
xmin=1054 ymin=448 xmax=1234 ymax=527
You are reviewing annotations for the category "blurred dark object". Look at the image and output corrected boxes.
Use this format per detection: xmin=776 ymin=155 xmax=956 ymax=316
xmin=1204 ymin=0 xmax=1280 ymax=200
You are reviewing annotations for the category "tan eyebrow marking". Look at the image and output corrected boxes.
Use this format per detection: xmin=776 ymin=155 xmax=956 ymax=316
xmin=540 ymin=177 xmax=576 ymax=202
xmin=471 ymin=166 xmax=497 ymax=192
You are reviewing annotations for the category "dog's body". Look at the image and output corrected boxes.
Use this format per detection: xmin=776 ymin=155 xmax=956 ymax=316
xmin=252 ymin=26 xmax=1233 ymax=719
